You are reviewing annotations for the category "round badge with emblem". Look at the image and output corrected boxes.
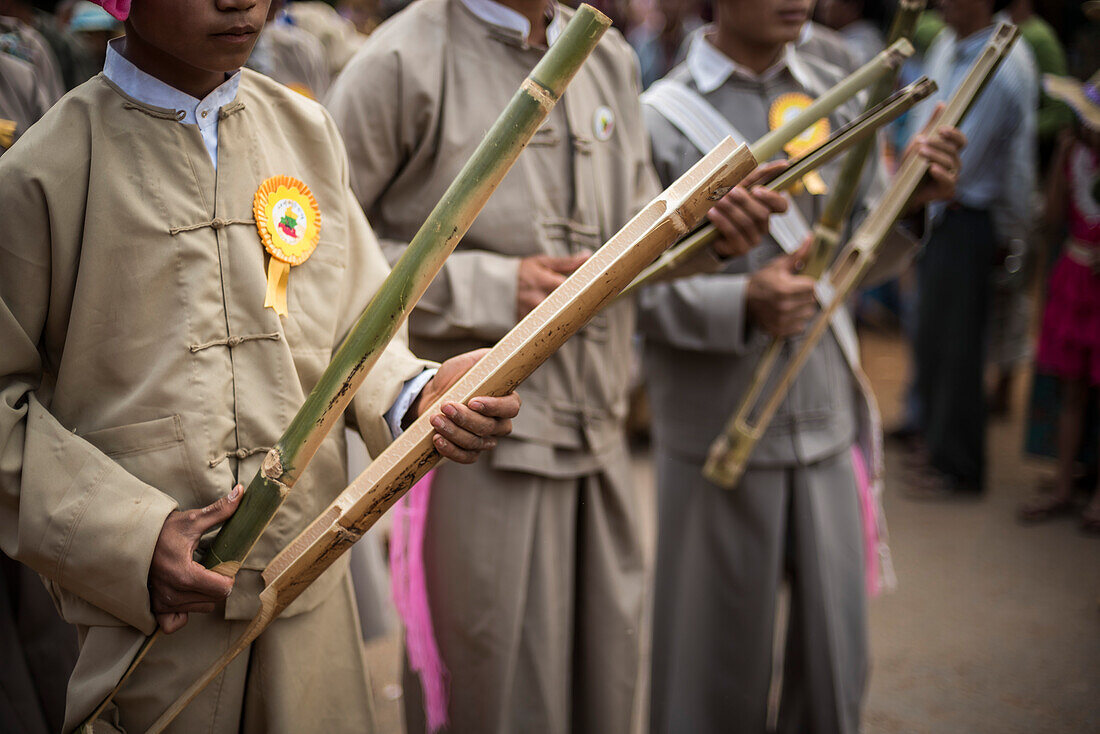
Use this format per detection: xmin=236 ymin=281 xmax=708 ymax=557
xmin=593 ymin=105 xmax=615 ymax=141
xmin=768 ymin=93 xmax=831 ymax=195
xmin=254 ymin=175 xmax=322 ymax=316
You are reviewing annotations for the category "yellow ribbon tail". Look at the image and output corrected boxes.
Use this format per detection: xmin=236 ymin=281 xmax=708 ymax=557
xmin=264 ymin=259 xmax=290 ymax=317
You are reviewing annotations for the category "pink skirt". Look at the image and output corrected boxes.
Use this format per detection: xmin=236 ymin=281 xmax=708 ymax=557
xmin=1037 ymin=252 xmax=1100 ymax=384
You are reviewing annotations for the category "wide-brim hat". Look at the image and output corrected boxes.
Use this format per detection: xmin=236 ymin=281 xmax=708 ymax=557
xmin=1044 ymin=72 xmax=1100 ymax=133
xmin=86 ymin=0 xmax=129 ymax=21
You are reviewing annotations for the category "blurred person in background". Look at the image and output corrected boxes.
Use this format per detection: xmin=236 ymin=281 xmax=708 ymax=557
xmin=1004 ymin=0 xmax=1072 ymax=170
xmin=66 ymin=0 xmax=120 ymax=70
xmin=627 ymin=0 xmax=703 ymax=88
xmin=0 ymin=8 xmax=64 ymax=104
xmin=0 ymin=0 xmax=94 ymax=89
xmin=1018 ymin=72 xmax=1100 ymax=534
xmin=640 ymin=1 xmax=963 ymax=732
xmin=248 ymin=0 xmax=331 ymax=99
xmin=816 ymin=0 xmax=885 ymax=65
xmin=906 ymin=0 xmax=1037 ymax=498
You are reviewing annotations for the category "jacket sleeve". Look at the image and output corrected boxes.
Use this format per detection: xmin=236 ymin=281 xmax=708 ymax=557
xmin=637 ymin=272 xmax=758 ymax=355
xmin=0 ymin=157 xmax=177 ymax=635
xmin=325 ymin=43 xmax=522 ymax=344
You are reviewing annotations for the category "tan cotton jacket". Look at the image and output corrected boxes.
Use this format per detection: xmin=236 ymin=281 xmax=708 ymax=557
xmin=0 ymin=70 xmax=428 ymax=646
xmin=326 ymin=0 xmax=660 ymax=477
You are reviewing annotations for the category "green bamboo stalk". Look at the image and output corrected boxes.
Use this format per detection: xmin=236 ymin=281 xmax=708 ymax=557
xmin=75 ymin=7 xmax=611 ymax=732
xmin=616 ymin=75 xmax=935 ymax=300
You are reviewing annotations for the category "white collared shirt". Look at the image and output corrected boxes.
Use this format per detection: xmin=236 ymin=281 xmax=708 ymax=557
xmin=102 ymin=38 xmax=240 ymax=169
xmin=685 ymin=27 xmax=818 ymax=95
xmin=458 ymin=0 xmax=563 ymax=45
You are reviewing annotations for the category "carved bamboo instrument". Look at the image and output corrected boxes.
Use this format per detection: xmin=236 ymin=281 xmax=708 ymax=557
xmin=617 ymin=74 xmax=936 ymax=299
xmin=703 ymin=23 xmax=1021 ymax=488
xmin=76 ymin=7 xmax=611 ymax=731
xmin=142 ymin=137 xmax=758 ymax=734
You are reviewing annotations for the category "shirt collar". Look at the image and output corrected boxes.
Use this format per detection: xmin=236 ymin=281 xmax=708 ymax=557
xmin=686 ymin=27 xmax=815 ymax=94
xmin=458 ymin=0 xmax=562 ymax=46
xmin=103 ymin=37 xmax=241 ymax=127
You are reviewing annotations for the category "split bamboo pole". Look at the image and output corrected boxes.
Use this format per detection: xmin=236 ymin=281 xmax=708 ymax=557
xmin=702 ymin=23 xmax=1021 ymax=488
xmin=76 ymin=7 xmax=611 ymax=731
xmin=142 ymin=137 xmax=760 ymax=734
xmin=617 ymin=75 xmax=935 ymax=300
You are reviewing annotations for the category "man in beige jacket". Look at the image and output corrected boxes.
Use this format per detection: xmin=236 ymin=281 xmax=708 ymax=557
xmin=0 ymin=0 xmax=519 ymax=731
xmin=326 ymin=0 xmax=783 ymax=731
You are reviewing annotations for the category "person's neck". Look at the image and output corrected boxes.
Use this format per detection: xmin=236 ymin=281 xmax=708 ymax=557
xmin=494 ymin=0 xmax=549 ymax=46
xmin=120 ymin=34 xmax=228 ymax=100
xmin=951 ymin=12 xmax=993 ymax=41
xmin=710 ymin=24 xmax=784 ymax=76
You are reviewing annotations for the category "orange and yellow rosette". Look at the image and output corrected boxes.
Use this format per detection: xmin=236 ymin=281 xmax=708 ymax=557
xmin=254 ymin=175 xmax=321 ymax=316
xmin=769 ymin=93 xmax=831 ymax=195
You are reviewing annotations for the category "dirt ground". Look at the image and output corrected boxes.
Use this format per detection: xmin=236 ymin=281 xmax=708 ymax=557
xmin=365 ymin=329 xmax=1099 ymax=733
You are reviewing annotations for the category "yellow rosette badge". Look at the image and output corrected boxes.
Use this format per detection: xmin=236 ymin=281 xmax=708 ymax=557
xmin=254 ymin=175 xmax=321 ymax=316
xmin=769 ymin=93 xmax=831 ymax=195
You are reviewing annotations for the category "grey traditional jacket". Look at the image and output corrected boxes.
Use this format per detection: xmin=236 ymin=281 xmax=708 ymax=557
xmin=640 ymin=31 xmax=913 ymax=468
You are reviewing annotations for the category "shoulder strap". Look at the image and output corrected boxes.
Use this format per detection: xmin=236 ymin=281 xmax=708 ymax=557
xmin=643 ymin=79 xmax=811 ymax=254
xmin=642 ymin=79 xmax=746 ymax=152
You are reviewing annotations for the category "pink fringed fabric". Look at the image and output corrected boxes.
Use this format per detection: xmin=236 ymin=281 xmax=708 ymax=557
xmin=850 ymin=445 xmax=882 ymax=598
xmin=90 ymin=0 xmax=129 ymax=20
xmin=390 ymin=470 xmax=450 ymax=732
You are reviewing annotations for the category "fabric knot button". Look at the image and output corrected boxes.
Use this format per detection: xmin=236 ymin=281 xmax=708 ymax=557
xmin=235 ymin=448 xmax=250 ymax=459
xmin=210 ymin=218 xmax=227 ymax=230
xmin=226 ymin=335 xmax=242 ymax=346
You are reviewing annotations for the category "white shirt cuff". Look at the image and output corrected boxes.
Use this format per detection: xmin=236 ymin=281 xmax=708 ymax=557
xmin=385 ymin=368 xmax=438 ymax=439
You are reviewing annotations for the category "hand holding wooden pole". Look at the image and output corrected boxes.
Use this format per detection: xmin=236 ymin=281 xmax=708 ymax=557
xmin=617 ymin=75 xmax=935 ymax=300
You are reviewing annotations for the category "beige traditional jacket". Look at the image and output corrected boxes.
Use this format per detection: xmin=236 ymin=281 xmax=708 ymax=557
xmin=0 ymin=70 xmax=427 ymax=671
xmin=326 ymin=0 xmax=660 ymax=477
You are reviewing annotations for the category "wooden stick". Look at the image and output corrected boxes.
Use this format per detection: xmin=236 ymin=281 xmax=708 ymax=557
xmin=703 ymin=23 xmax=1021 ymax=488
xmin=617 ymin=76 xmax=935 ymax=300
xmin=74 ymin=7 xmax=610 ymax=732
xmin=142 ymin=137 xmax=759 ymax=734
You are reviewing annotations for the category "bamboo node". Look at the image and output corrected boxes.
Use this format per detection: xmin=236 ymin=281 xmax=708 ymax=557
xmin=521 ymin=77 xmax=557 ymax=110
xmin=261 ymin=449 xmax=285 ymax=482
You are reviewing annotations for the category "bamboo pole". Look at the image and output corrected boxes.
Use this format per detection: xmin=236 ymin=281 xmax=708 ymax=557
xmin=702 ymin=23 xmax=1021 ymax=489
xmin=703 ymin=0 xmax=925 ymax=488
xmin=143 ymin=138 xmax=760 ymax=734
xmin=617 ymin=75 xmax=935 ymax=300
xmin=75 ymin=7 xmax=611 ymax=732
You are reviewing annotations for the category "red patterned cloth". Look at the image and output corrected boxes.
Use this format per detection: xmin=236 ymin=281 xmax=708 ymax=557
xmin=1037 ymin=143 xmax=1100 ymax=383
